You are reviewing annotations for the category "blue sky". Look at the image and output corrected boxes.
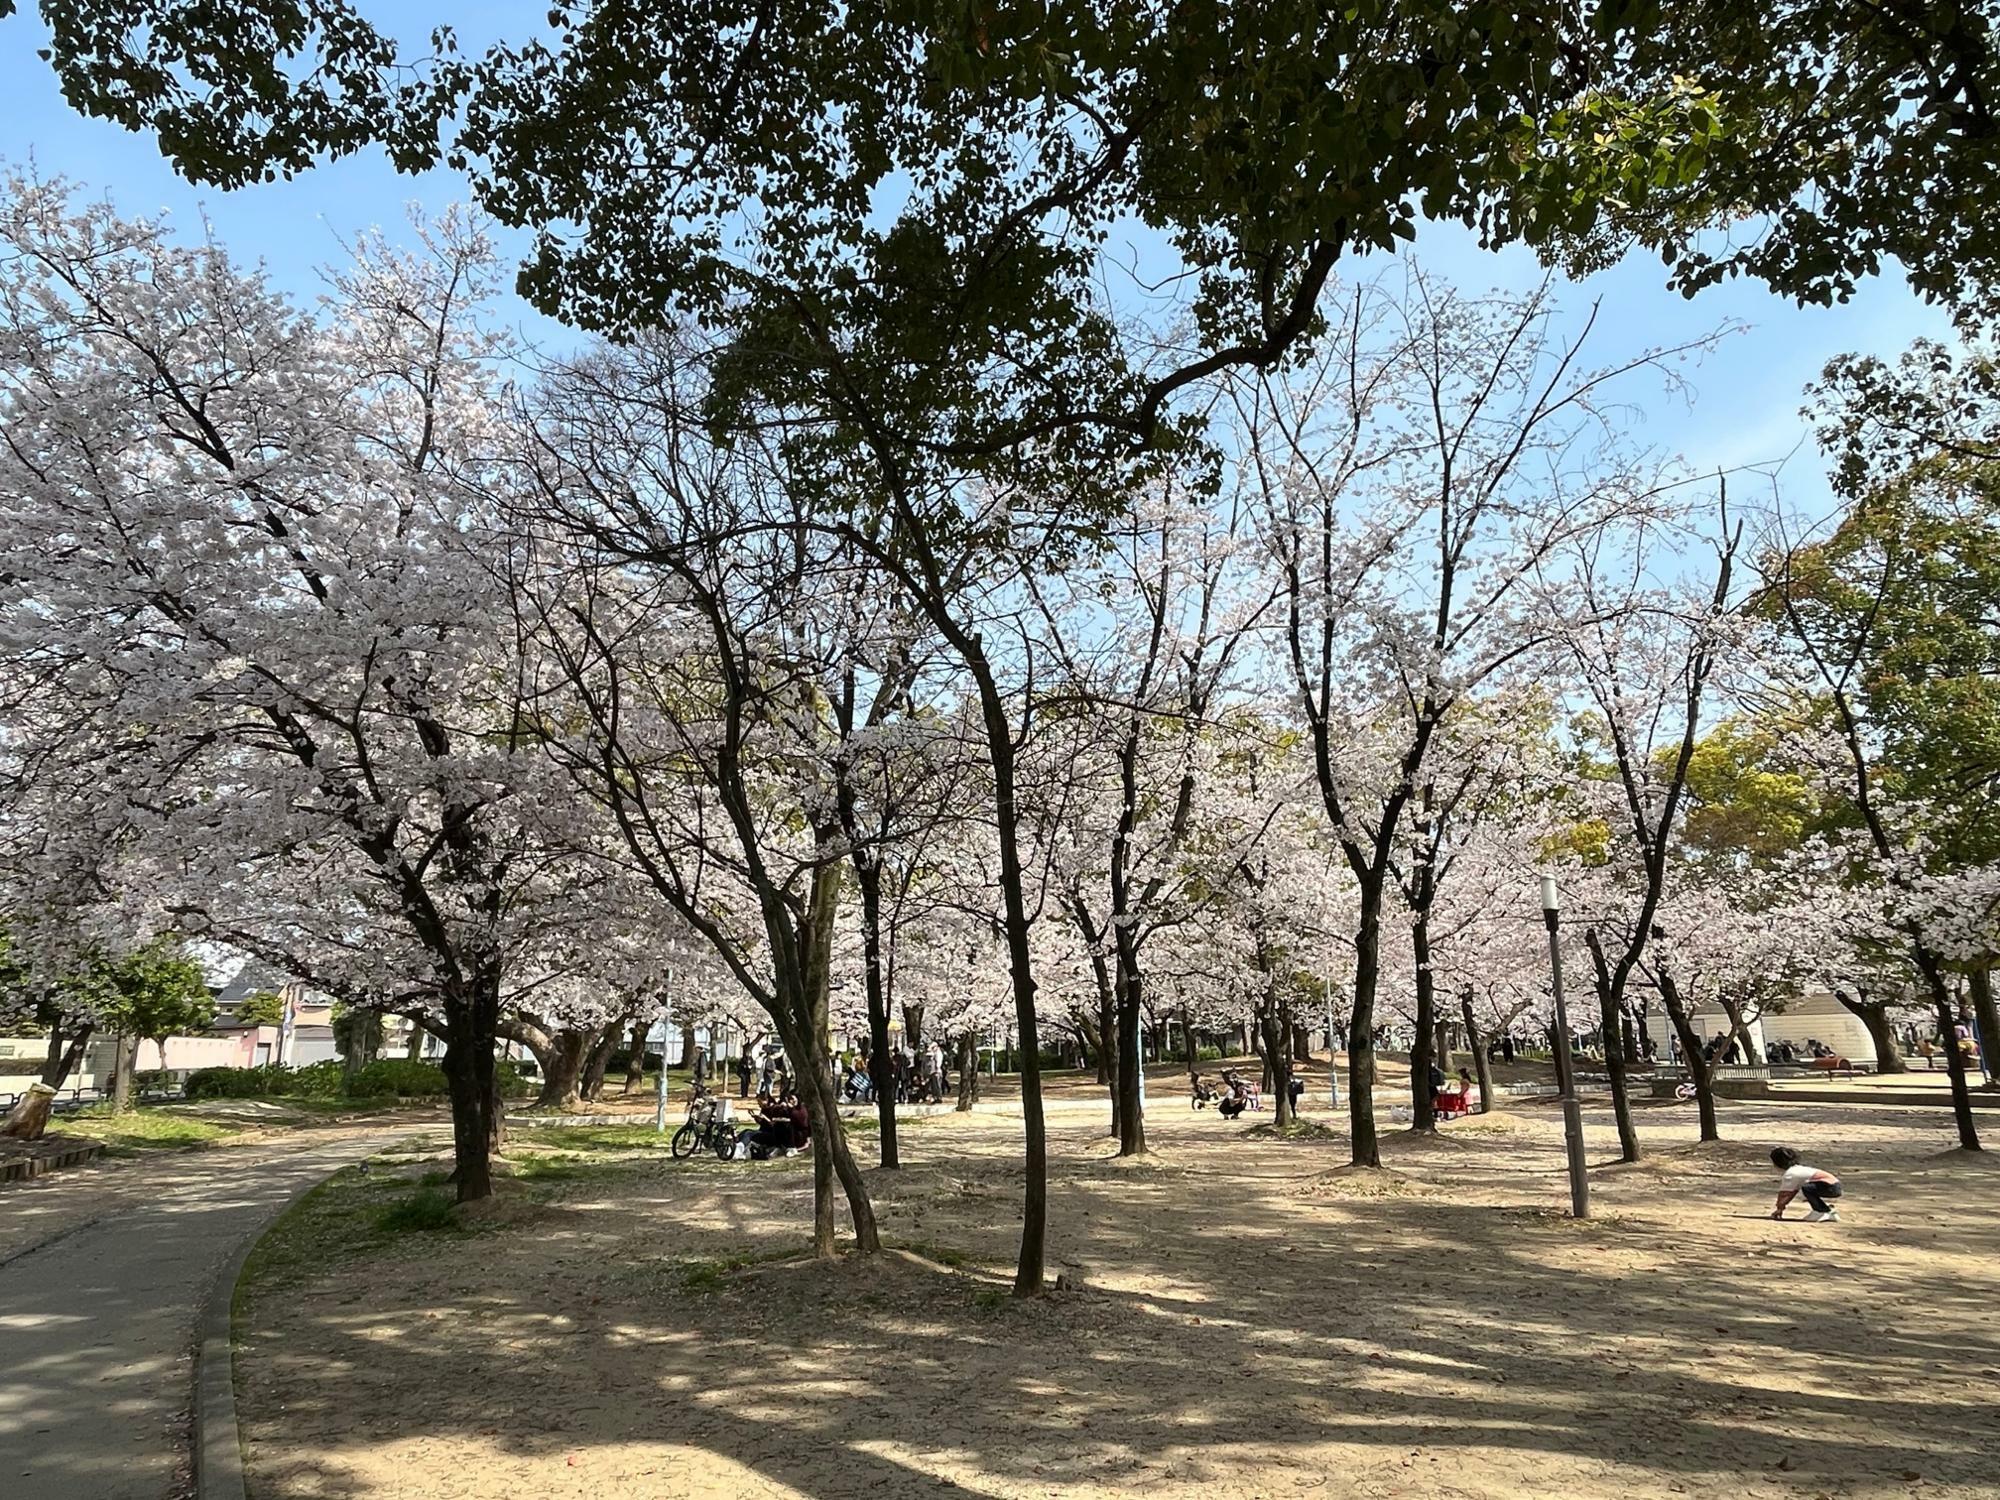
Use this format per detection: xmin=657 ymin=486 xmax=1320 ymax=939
xmin=0 ymin=3 xmax=1957 ymax=522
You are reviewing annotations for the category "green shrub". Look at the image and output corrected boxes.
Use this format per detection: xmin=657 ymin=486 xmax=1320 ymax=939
xmin=286 ymin=1059 xmax=345 ymax=1097
xmin=496 ymin=1058 xmax=531 ymax=1097
xmin=184 ymin=1054 xmax=519 ymax=1101
xmin=374 ymin=1187 xmax=462 ymax=1234
xmin=347 ymin=1058 xmax=448 ymax=1097
xmin=185 ymin=1064 xmax=285 ymax=1098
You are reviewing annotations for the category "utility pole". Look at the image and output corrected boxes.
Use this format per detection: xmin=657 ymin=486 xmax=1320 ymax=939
xmin=653 ymin=970 xmax=673 ymax=1134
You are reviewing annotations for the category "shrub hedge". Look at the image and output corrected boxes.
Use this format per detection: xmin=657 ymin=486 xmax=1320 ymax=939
xmin=183 ymin=1057 xmax=528 ymax=1101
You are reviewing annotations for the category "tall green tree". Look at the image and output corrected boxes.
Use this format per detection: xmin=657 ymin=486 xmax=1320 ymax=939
xmin=1762 ymin=337 xmax=2000 ymax=1140
xmin=94 ymin=939 xmax=213 ymax=1111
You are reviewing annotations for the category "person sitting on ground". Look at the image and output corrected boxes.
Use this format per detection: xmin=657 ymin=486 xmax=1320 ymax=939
xmin=781 ymin=1090 xmax=811 ymax=1149
xmin=745 ymin=1091 xmax=811 ymax=1156
xmin=1769 ymin=1146 xmax=1843 ymax=1223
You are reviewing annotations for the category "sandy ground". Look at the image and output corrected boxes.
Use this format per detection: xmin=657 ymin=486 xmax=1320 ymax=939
xmin=235 ymin=1077 xmax=2000 ymax=1500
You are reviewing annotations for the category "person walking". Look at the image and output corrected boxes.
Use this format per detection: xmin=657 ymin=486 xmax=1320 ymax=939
xmin=736 ymin=1050 xmax=754 ymax=1099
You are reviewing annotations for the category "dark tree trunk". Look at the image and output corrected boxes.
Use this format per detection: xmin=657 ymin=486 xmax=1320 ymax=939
xmin=1716 ymin=995 xmax=1761 ymax=1066
xmin=533 ymin=1029 xmax=591 ymax=1111
xmin=1835 ymin=990 xmax=1907 ymax=1074
xmin=111 ymin=1034 xmax=137 ymax=1114
xmin=1249 ymin=929 xmax=1294 ymax=1125
xmin=855 ymin=861 xmax=901 ymax=1168
xmin=1083 ymin=933 xmax=1119 ymax=1134
xmin=1461 ymin=994 xmax=1493 ymax=1115
xmin=1292 ymin=1021 xmax=1312 ymax=1063
xmin=784 ymin=848 xmax=881 ymax=1258
xmin=1970 ymin=970 xmax=2000 ymax=1088
xmin=39 ymin=1023 xmax=91 ymax=1089
xmin=580 ymin=1019 xmax=621 ymax=1102
xmin=1584 ymin=928 xmax=1642 ymax=1163
xmin=900 ymin=1002 xmax=924 ymax=1053
xmin=1183 ymin=1008 xmax=1199 ymax=1079
xmin=1409 ymin=911 xmax=1438 ymax=1133
xmin=1657 ymin=970 xmax=1719 ymax=1142
xmin=440 ymin=982 xmax=500 ymax=1203
xmin=1918 ymin=953 xmax=1982 ymax=1150
xmin=1113 ymin=953 xmax=1145 ymax=1157
xmin=977 ymin=676 xmax=1049 ymax=1296
xmin=335 ymin=1007 xmax=382 ymax=1088
xmin=1071 ymin=1005 xmax=1106 ymax=1081
xmin=1348 ymin=880 xmax=1384 ymax=1168
xmin=955 ymin=1033 xmax=980 ymax=1111
xmin=624 ymin=1020 xmax=647 ymax=1093
xmin=812 ymin=1101 xmax=837 ymax=1252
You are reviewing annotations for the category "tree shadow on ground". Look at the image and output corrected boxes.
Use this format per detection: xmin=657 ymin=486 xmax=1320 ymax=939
xmin=235 ymin=1101 xmax=2000 ymax=1499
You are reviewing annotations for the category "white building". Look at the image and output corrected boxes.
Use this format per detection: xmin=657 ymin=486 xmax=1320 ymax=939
xmin=1647 ymin=989 xmax=1888 ymax=1066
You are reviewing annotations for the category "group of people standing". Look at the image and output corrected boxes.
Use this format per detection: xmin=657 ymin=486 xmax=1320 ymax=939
xmin=725 ymin=1038 xmax=955 ymax=1105
xmin=734 ymin=1046 xmax=793 ymax=1100
xmin=835 ymin=1041 xmax=949 ymax=1104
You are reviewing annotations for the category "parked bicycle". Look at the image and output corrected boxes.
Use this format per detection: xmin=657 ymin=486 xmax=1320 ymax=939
xmin=670 ymin=1090 xmax=736 ymax=1160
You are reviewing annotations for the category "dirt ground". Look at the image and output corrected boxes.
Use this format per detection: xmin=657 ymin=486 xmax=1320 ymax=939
xmin=235 ymin=1073 xmax=2000 ymax=1500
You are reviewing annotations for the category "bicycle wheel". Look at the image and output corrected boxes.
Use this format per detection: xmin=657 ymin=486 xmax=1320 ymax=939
xmin=713 ymin=1126 xmax=741 ymax=1160
xmin=670 ymin=1123 xmax=698 ymax=1160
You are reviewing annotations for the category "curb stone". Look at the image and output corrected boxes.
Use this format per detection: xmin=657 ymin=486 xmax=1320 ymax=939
xmin=195 ymin=1137 xmax=413 ymax=1500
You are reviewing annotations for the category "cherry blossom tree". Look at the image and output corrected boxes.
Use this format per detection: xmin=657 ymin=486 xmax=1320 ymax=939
xmin=1031 ymin=487 xmax=1279 ymax=1150
xmin=0 ymin=180 xmax=578 ymax=1197
xmin=1235 ymin=269 xmax=1704 ymax=1166
xmin=1553 ymin=500 xmax=1745 ymax=1162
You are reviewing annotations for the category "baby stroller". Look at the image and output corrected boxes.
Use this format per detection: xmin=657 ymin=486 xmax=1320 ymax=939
xmin=1191 ymin=1074 xmax=1220 ymax=1110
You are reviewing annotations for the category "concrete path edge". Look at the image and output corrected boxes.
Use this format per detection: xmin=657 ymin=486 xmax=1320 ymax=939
xmin=195 ymin=1149 xmax=376 ymax=1500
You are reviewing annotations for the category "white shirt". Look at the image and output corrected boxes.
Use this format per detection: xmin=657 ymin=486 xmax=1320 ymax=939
xmin=1779 ymin=1164 xmax=1833 ymax=1192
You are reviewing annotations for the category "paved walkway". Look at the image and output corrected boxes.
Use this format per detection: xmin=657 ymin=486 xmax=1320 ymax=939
xmin=0 ymin=1129 xmax=419 ymax=1500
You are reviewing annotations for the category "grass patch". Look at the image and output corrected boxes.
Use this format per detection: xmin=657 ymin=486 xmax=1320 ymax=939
xmin=675 ymin=1244 xmax=802 ymax=1293
xmin=511 ymin=1124 xmax=677 ymax=1154
xmin=374 ymin=1187 xmax=465 ymax=1235
xmin=1245 ymin=1117 xmax=1343 ymax=1142
xmin=64 ymin=1104 xmax=237 ymax=1154
xmin=971 ymin=1287 xmax=1009 ymax=1311
xmin=893 ymin=1238 xmax=970 ymax=1268
xmin=506 ymin=1154 xmax=597 ymax=1183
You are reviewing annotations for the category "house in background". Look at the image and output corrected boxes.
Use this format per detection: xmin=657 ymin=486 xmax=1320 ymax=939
xmin=208 ymin=960 xmax=339 ymax=1068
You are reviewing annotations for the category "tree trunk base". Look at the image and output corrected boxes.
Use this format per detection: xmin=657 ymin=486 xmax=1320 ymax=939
xmin=1 ymin=1083 xmax=57 ymax=1141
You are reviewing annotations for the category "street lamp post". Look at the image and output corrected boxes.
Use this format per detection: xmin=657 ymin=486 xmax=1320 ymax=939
xmin=1325 ymin=978 xmax=1339 ymax=1109
xmin=654 ymin=970 xmax=674 ymax=1134
xmin=1539 ymin=877 xmax=1591 ymax=1219
xmin=1136 ymin=1018 xmax=1147 ymax=1111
